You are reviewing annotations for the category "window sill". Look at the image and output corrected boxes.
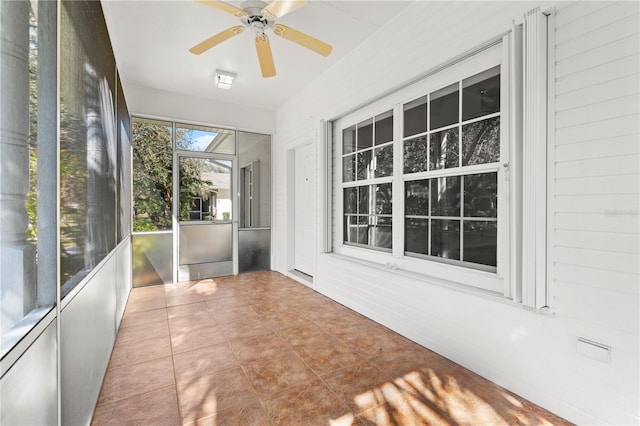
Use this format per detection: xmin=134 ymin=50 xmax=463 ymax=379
xmin=324 ymin=252 xmax=554 ymax=315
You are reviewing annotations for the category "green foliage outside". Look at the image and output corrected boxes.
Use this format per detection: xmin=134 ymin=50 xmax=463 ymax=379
xmin=132 ymin=121 xmax=214 ymax=231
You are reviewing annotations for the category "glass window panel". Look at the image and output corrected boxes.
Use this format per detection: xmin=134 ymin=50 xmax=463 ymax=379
xmin=462 ymin=117 xmax=500 ymax=166
xmin=375 ymin=110 xmax=393 ymax=145
xmin=179 ymin=158 xmax=232 ymax=221
xmin=369 ymin=216 xmax=392 ymax=249
xmin=405 ymin=180 xmax=429 ymax=216
xmin=374 ymin=183 xmax=392 ymax=214
xmin=462 ymin=66 xmax=500 ymax=121
xmin=403 ymin=96 xmax=427 ymax=137
xmin=343 ymin=125 xmax=356 ymax=154
xmin=132 ymin=118 xmax=173 ymax=231
xmin=430 ymin=127 xmax=459 ymax=170
xmin=431 ymin=219 xmax=460 ymax=260
xmin=463 ymin=221 xmax=497 ymax=266
xmin=374 ymin=145 xmax=393 ymax=177
xmin=430 ymin=177 xmax=461 ymax=216
xmin=403 ymin=135 xmax=428 ymax=174
xmin=176 ymin=123 xmax=236 ymax=154
xmin=357 ymin=185 xmax=369 ymax=215
xmin=238 ymin=131 xmax=271 ymax=228
xmin=343 ymin=215 xmax=358 ymax=244
xmin=356 ymin=216 xmax=370 ymax=245
xmin=342 ymin=154 xmax=356 ymax=182
xmin=357 ymin=119 xmax=373 ymax=150
xmin=356 ymin=150 xmax=372 ymax=180
xmin=405 ymin=218 xmax=429 ymax=255
xmin=343 ymin=187 xmax=357 ymax=214
xmin=464 ymin=173 xmax=497 ymax=218
xmin=430 ymin=83 xmax=459 ymax=130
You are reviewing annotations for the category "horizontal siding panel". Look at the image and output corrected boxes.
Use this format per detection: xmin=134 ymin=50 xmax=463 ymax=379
xmin=555 ymin=1 xmax=640 ymax=45
xmin=555 ymin=114 xmax=639 ymax=145
xmin=554 ymin=289 xmax=640 ymax=335
xmin=555 ymin=279 xmax=639 ymax=316
xmin=555 ymin=75 xmax=639 ymax=112
xmin=555 ymin=94 xmax=639 ymax=129
xmin=555 ymin=54 xmax=639 ymax=95
xmin=554 ymin=194 xmax=639 ymax=214
xmin=554 ymin=262 xmax=639 ymax=294
xmin=555 ymin=36 xmax=639 ymax=79
xmin=555 ymin=155 xmax=640 ymax=178
xmin=555 ymin=174 xmax=639 ymax=196
xmin=555 ymin=1 xmax=613 ymax=28
xmin=555 ymin=134 xmax=640 ymax=162
xmin=556 ymin=13 xmax=639 ymax=61
xmin=555 ymin=246 xmax=639 ymax=274
xmin=555 ymin=212 xmax=639 ymax=233
xmin=555 ymin=229 xmax=639 ymax=254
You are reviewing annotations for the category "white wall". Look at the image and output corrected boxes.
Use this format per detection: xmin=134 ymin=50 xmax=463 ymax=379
xmin=126 ymin=84 xmax=275 ymax=134
xmin=273 ymin=1 xmax=639 ymax=424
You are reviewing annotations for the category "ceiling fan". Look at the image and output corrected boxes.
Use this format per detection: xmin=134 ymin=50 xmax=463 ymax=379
xmin=189 ymin=0 xmax=333 ymax=78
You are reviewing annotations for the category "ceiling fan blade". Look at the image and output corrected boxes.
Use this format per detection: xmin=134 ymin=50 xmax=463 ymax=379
xmin=189 ymin=25 xmax=244 ymax=55
xmin=194 ymin=0 xmax=247 ymax=17
xmin=262 ymin=0 xmax=307 ymax=18
xmin=255 ymin=35 xmax=276 ymax=78
xmin=273 ymin=24 xmax=332 ymax=57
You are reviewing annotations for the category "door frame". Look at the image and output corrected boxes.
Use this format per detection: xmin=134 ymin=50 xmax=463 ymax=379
xmin=172 ymin=150 xmax=238 ymax=282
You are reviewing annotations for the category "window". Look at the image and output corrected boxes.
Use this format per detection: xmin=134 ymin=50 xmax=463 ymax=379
xmin=333 ymin=41 xmax=510 ymax=293
xmin=132 ymin=118 xmax=173 ymax=231
xmin=403 ymin=66 xmax=501 ymax=271
xmin=341 ymin=111 xmax=394 ymax=250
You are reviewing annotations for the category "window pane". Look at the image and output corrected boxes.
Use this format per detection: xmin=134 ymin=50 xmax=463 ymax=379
xmin=431 ymin=177 xmax=460 ymax=216
xmin=238 ymin=131 xmax=271 ymax=228
xmin=403 ymin=96 xmax=427 ymax=137
xmin=462 ymin=66 xmax=500 ymax=121
xmin=464 ymin=173 xmax=497 ymax=218
xmin=344 ymin=215 xmax=363 ymax=244
xmin=463 ymin=221 xmax=497 ymax=266
xmin=356 ymin=216 xmax=370 ymax=244
xmin=405 ymin=180 xmax=429 ymax=216
xmin=374 ymin=183 xmax=392 ymax=214
xmin=462 ymin=116 xmax=500 ymax=166
xmin=343 ymin=125 xmax=356 ymax=154
xmin=342 ymin=154 xmax=355 ymax=182
xmin=403 ymin=135 xmax=428 ymax=174
xmin=343 ymin=187 xmax=357 ymax=213
xmin=357 ymin=185 xmax=369 ymax=215
xmin=405 ymin=218 xmax=429 ymax=255
xmin=429 ymin=127 xmax=459 ymax=170
xmin=431 ymin=219 xmax=460 ymax=260
xmin=375 ymin=110 xmax=394 ymax=145
xmin=132 ymin=119 xmax=173 ymax=231
xmin=369 ymin=216 xmax=392 ymax=249
xmin=356 ymin=150 xmax=372 ymax=180
xmin=374 ymin=145 xmax=393 ymax=177
xmin=179 ymin=158 xmax=231 ymax=221
xmin=357 ymin=119 xmax=373 ymax=150
xmin=176 ymin=123 xmax=235 ymax=155
xmin=430 ymin=83 xmax=459 ymax=130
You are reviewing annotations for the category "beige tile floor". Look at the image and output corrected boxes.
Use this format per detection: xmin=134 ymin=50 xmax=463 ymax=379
xmin=92 ymin=271 xmax=571 ymax=425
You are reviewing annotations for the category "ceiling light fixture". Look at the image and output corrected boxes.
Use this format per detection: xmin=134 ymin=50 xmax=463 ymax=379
xmin=215 ymin=70 xmax=236 ymax=89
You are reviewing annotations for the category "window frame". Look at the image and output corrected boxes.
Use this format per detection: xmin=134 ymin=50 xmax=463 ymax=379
xmin=333 ymin=41 xmax=511 ymax=294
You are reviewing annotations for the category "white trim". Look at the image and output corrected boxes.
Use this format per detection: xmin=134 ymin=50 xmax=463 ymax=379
xmin=522 ymin=8 xmax=549 ymax=309
xmin=321 ymin=120 xmax=333 ymax=253
xmin=545 ymin=8 xmax=556 ymax=309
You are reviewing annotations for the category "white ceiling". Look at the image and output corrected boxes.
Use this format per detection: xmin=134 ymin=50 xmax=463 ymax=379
xmin=101 ymin=0 xmax=413 ymax=111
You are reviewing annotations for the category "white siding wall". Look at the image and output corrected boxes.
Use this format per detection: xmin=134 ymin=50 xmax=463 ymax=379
xmin=273 ymin=1 xmax=639 ymax=424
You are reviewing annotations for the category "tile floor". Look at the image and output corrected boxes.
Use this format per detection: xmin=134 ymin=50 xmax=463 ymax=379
xmin=93 ymin=271 xmax=571 ymax=426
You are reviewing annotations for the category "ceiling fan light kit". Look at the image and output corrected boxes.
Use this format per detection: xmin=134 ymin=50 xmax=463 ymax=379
xmin=190 ymin=0 xmax=332 ymax=78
